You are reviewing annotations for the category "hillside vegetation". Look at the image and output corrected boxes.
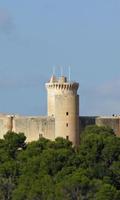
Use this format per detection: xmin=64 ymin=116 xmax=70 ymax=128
xmin=0 ymin=125 xmax=120 ymax=200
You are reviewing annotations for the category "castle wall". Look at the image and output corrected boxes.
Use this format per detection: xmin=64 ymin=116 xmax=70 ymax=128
xmin=79 ymin=116 xmax=96 ymax=133
xmin=1 ymin=113 xmax=120 ymax=144
xmin=0 ymin=114 xmax=13 ymax=138
xmin=79 ymin=116 xmax=120 ymax=137
xmin=0 ymin=114 xmax=55 ymax=142
xmin=13 ymin=116 xmax=55 ymax=142
xmin=96 ymin=117 xmax=120 ymax=136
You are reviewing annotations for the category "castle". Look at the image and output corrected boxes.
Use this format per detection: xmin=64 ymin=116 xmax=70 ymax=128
xmin=0 ymin=74 xmax=120 ymax=145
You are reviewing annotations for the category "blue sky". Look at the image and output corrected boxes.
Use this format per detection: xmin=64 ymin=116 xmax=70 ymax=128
xmin=0 ymin=0 xmax=120 ymax=116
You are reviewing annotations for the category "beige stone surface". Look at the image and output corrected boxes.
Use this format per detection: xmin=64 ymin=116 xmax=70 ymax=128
xmin=46 ymin=76 xmax=80 ymax=145
xmin=96 ymin=116 xmax=120 ymax=136
xmin=0 ymin=114 xmax=13 ymax=138
xmin=46 ymin=76 xmax=79 ymax=117
xmin=55 ymin=94 xmax=79 ymax=146
xmin=0 ymin=114 xmax=55 ymax=142
xmin=13 ymin=116 xmax=55 ymax=142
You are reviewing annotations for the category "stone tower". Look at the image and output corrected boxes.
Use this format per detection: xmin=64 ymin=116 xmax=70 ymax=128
xmin=46 ymin=75 xmax=80 ymax=145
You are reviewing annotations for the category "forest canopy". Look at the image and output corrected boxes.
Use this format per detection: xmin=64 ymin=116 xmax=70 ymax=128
xmin=0 ymin=125 xmax=120 ymax=200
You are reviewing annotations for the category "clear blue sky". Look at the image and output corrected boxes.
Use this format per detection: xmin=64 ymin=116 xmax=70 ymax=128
xmin=0 ymin=0 xmax=120 ymax=116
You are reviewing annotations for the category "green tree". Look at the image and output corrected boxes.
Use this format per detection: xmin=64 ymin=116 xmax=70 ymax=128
xmin=95 ymin=183 xmax=120 ymax=200
xmin=4 ymin=131 xmax=26 ymax=159
xmin=0 ymin=126 xmax=120 ymax=199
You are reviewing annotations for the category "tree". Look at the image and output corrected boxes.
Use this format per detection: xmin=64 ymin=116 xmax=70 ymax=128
xmin=95 ymin=183 xmax=120 ymax=200
xmin=0 ymin=126 xmax=120 ymax=199
xmin=4 ymin=131 xmax=26 ymax=159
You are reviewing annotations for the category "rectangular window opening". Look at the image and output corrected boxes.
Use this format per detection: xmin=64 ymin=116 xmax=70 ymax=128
xmin=66 ymin=136 xmax=69 ymax=140
xmin=66 ymin=123 xmax=68 ymax=127
xmin=66 ymin=112 xmax=69 ymax=116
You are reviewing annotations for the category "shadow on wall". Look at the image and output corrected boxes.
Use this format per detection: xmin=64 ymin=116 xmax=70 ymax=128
xmin=79 ymin=116 xmax=97 ymax=133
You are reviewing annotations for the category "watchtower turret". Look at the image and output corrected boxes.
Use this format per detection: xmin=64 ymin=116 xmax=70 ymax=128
xmin=45 ymin=75 xmax=79 ymax=145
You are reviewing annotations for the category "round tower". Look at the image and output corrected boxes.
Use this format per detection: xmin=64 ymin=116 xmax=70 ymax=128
xmin=46 ymin=75 xmax=80 ymax=146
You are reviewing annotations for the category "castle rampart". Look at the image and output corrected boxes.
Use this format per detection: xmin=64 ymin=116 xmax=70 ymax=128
xmin=0 ymin=114 xmax=55 ymax=142
xmin=0 ymin=75 xmax=120 ymax=144
xmin=0 ymin=114 xmax=120 ymax=143
xmin=96 ymin=116 xmax=120 ymax=136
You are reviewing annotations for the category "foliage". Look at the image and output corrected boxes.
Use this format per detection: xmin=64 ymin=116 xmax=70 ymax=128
xmin=0 ymin=127 xmax=120 ymax=199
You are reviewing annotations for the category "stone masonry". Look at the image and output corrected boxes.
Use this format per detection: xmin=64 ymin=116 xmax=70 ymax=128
xmin=0 ymin=76 xmax=120 ymax=144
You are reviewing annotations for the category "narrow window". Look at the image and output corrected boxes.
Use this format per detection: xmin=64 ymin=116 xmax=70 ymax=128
xmin=66 ymin=112 xmax=69 ymax=116
xmin=66 ymin=136 xmax=69 ymax=140
xmin=66 ymin=123 xmax=68 ymax=127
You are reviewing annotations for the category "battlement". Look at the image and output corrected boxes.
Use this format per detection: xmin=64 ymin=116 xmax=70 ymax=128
xmin=46 ymin=82 xmax=79 ymax=90
xmin=45 ymin=75 xmax=79 ymax=92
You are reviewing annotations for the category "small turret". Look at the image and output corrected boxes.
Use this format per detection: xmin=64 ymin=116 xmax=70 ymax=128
xmin=50 ymin=75 xmax=57 ymax=83
xmin=58 ymin=76 xmax=67 ymax=83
